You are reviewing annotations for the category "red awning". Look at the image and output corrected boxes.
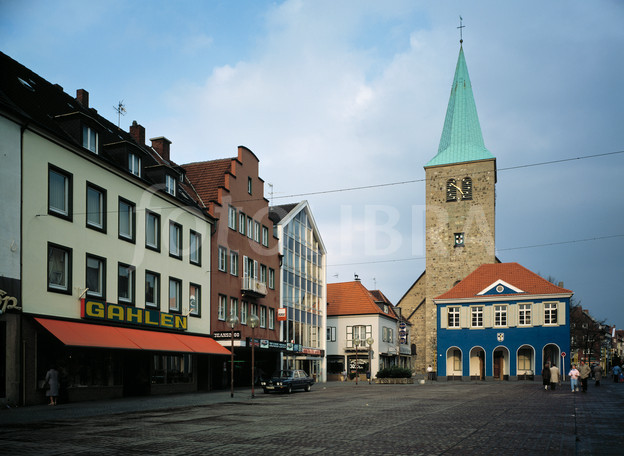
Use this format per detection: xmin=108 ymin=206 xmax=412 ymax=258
xmin=35 ymin=318 xmax=230 ymax=355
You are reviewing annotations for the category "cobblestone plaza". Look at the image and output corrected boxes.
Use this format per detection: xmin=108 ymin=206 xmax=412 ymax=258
xmin=1 ymin=380 xmax=622 ymax=455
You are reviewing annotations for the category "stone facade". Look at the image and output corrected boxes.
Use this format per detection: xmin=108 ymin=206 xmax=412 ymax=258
xmin=399 ymin=158 xmax=496 ymax=374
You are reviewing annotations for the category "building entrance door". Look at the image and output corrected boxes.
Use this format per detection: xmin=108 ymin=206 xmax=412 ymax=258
xmin=494 ymin=351 xmax=504 ymax=380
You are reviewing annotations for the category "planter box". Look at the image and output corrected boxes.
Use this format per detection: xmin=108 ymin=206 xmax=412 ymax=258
xmin=374 ymin=378 xmax=414 ymax=384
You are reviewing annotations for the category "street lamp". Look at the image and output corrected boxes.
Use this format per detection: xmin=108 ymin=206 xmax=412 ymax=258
xmin=227 ymin=313 xmax=239 ymax=398
xmin=354 ymin=338 xmax=361 ymax=385
xmin=366 ymin=337 xmax=374 ymax=384
xmin=249 ymin=313 xmax=260 ymax=399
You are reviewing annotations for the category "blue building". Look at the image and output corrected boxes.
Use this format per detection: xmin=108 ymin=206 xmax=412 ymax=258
xmin=435 ymin=263 xmax=572 ymax=381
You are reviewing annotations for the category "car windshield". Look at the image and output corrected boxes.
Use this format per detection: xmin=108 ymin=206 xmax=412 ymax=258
xmin=275 ymin=370 xmax=292 ymax=378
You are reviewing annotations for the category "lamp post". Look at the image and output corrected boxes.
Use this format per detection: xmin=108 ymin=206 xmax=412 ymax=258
xmin=366 ymin=337 xmax=374 ymax=384
xmin=354 ymin=338 xmax=361 ymax=385
xmin=227 ymin=313 xmax=239 ymax=398
xmin=249 ymin=313 xmax=260 ymax=399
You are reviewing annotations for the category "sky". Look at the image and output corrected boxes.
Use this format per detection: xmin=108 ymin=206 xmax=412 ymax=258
xmin=1 ymin=0 xmax=623 ymax=328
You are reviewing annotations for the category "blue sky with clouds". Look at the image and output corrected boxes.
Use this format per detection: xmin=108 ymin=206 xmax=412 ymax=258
xmin=2 ymin=0 xmax=623 ymax=327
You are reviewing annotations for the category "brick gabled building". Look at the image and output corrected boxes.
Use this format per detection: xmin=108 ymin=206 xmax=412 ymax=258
xmin=183 ymin=147 xmax=282 ymax=385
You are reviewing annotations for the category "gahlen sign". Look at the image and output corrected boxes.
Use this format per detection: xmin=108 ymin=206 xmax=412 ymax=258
xmin=81 ymin=299 xmax=188 ymax=331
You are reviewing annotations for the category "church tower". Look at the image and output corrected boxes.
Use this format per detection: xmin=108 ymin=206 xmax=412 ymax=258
xmin=398 ymin=42 xmax=497 ymax=373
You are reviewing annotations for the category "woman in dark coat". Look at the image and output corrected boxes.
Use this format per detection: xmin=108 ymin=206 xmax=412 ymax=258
xmin=541 ymin=362 xmax=551 ymax=390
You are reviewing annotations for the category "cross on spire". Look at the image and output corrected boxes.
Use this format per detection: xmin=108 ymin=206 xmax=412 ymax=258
xmin=457 ymin=16 xmax=465 ymax=44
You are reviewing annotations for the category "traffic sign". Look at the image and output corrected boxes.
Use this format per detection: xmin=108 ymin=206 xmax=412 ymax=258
xmin=561 ymin=352 xmax=566 ymax=358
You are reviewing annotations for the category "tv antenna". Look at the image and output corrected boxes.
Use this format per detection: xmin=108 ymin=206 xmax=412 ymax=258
xmin=114 ymin=100 xmax=126 ymax=128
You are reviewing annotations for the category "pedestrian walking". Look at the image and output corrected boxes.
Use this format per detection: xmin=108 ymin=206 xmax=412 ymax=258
xmin=579 ymin=361 xmax=591 ymax=393
xmin=427 ymin=364 xmax=434 ymax=381
xmin=569 ymin=364 xmax=580 ymax=392
xmin=549 ymin=363 xmax=560 ymax=391
xmin=594 ymin=364 xmax=603 ymax=387
xmin=612 ymin=364 xmax=622 ymax=383
xmin=45 ymin=365 xmax=60 ymax=406
xmin=541 ymin=362 xmax=551 ymax=390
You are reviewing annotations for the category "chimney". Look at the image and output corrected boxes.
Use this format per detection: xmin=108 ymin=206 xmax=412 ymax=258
xmin=76 ymin=89 xmax=89 ymax=108
xmin=130 ymin=121 xmax=145 ymax=146
xmin=558 ymin=281 xmax=564 ymax=288
xmin=150 ymin=136 xmax=171 ymax=162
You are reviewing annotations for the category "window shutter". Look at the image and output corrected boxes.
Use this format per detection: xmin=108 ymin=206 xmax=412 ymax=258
xmin=533 ymin=302 xmax=542 ymax=326
xmin=558 ymin=302 xmax=565 ymax=325
xmin=440 ymin=307 xmax=448 ymax=329
xmin=483 ymin=306 xmax=493 ymax=327
xmin=460 ymin=306 xmax=469 ymax=328
xmin=508 ymin=304 xmax=516 ymax=327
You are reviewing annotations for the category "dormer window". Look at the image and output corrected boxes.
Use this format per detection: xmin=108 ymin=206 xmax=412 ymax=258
xmin=82 ymin=125 xmax=98 ymax=154
xmin=129 ymin=153 xmax=141 ymax=177
xmin=165 ymin=175 xmax=176 ymax=196
xmin=461 ymin=177 xmax=472 ymax=200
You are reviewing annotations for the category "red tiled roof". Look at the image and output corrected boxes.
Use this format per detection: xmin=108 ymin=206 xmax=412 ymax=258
xmin=182 ymin=159 xmax=233 ymax=213
xmin=327 ymin=281 xmax=396 ymax=319
xmin=435 ymin=262 xmax=573 ymax=300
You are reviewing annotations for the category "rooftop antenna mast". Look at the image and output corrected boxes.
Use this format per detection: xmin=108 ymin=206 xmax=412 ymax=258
xmin=114 ymin=100 xmax=126 ymax=128
xmin=457 ymin=15 xmax=465 ymax=44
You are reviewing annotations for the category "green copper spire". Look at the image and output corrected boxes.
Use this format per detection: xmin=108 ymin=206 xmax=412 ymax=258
xmin=426 ymin=45 xmax=494 ymax=167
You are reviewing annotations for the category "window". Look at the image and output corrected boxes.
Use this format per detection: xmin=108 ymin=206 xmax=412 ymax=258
xmin=165 ymin=174 xmax=176 ymax=196
xmin=494 ymin=305 xmax=507 ymax=327
xmin=453 ymin=349 xmax=462 ymax=371
xmin=518 ymin=348 xmax=532 ymax=371
xmin=230 ymin=251 xmax=238 ymax=276
xmin=239 ymin=212 xmax=246 ymax=235
xmin=118 ymin=198 xmax=135 ymax=242
xmin=218 ymin=295 xmax=227 ymax=321
xmin=129 ymin=153 xmax=141 ymax=177
xmin=189 ymin=283 xmax=200 ymax=317
xmin=47 ymin=243 xmax=71 ymax=293
xmin=218 ymin=246 xmax=227 ymax=272
xmin=247 ymin=177 xmax=252 ymax=194
xmin=269 ymin=308 xmax=275 ymax=329
xmin=268 ymin=268 xmax=275 ymax=289
xmin=254 ymin=221 xmax=260 ymax=243
xmin=262 ymin=226 xmax=269 ymax=247
xmin=241 ymin=301 xmax=248 ymax=325
xmin=86 ymin=254 xmax=105 ymax=299
xmin=471 ymin=306 xmax=483 ymax=328
xmin=169 ymin=278 xmax=181 ymax=313
xmin=260 ymin=306 xmax=267 ymax=328
xmin=169 ymin=221 xmax=182 ymax=259
xmin=145 ymin=211 xmax=160 ymax=251
xmin=448 ymin=306 xmax=460 ymax=328
xmin=260 ymin=264 xmax=267 ymax=283
xmin=86 ymin=183 xmax=106 ymax=232
xmin=353 ymin=325 xmax=367 ymax=342
xmin=145 ymin=271 xmax=160 ymax=309
xmin=48 ymin=165 xmax=72 ymax=220
xmin=230 ymin=298 xmax=239 ymax=318
xmin=446 ymin=179 xmax=458 ymax=202
xmin=383 ymin=327 xmax=394 ymax=342
xmin=461 ymin=177 xmax=473 ymax=200
xmin=251 ymin=303 xmax=258 ymax=318
xmin=544 ymin=302 xmax=558 ymax=325
xmin=454 ymin=232 xmax=464 ymax=247
xmin=118 ymin=263 xmax=135 ymax=305
xmin=228 ymin=206 xmax=237 ymax=230
xmin=247 ymin=217 xmax=253 ymax=239
xmin=327 ymin=327 xmax=336 ymax=342
xmin=189 ymin=230 xmax=201 ymax=265
xmin=82 ymin=125 xmax=98 ymax=153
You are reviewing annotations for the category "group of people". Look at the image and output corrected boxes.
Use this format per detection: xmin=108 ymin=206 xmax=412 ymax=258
xmin=543 ymin=360 xmax=607 ymax=393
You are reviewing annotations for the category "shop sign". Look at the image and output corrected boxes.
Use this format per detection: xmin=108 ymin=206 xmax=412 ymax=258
xmin=0 ymin=289 xmax=21 ymax=314
xmin=212 ymin=331 xmax=241 ymax=340
xmin=277 ymin=308 xmax=287 ymax=321
xmin=81 ymin=299 xmax=187 ymax=331
xmin=302 ymin=348 xmax=321 ymax=355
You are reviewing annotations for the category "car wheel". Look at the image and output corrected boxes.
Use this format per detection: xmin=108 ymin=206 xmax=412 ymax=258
xmin=287 ymin=385 xmax=292 ymax=394
xmin=304 ymin=384 xmax=311 ymax=392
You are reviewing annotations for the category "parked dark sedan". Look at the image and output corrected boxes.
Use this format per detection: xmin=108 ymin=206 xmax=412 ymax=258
xmin=260 ymin=369 xmax=314 ymax=394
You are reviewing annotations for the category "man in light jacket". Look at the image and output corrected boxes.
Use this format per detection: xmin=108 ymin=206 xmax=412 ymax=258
xmin=579 ymin=361 xmax=591 ymax=393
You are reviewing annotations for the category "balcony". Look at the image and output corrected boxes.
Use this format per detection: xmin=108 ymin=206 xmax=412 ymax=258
xmin=242 ymin=276 xmax=267 ymax=297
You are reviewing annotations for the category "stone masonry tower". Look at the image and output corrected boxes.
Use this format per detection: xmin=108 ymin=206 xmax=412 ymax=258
xmin=399 ymin=43 xmax=496 ymax=374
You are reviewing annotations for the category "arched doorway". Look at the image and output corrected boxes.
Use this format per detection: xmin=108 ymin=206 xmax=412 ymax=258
xmin=492 ymin=347 xmax=509 ymax=380
xmin=446 ymin=347 xmax=462 ymax=380
xmin=543 ymin=344 xmax=561 ymax=369
xmin=469 ymin=347 xmax=485 ymax=380
xmin=517 ymin=345 xmax=535 ymax=380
